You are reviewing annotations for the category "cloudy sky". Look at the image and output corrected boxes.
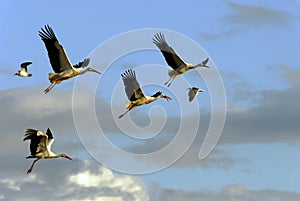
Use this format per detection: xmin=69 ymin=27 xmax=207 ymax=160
xmin=1 ymin=0 xmax=300 ymax=200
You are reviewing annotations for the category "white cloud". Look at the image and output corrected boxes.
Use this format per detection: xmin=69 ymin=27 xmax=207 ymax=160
xmin=0 ymin=159 xmax=149 ymax=201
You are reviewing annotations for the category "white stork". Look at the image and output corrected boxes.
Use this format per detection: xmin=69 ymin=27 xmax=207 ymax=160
xmin=15 ymin=62 xmax=32 ymax=77
xmin=23 ymin=128 xmax=73 ymax=174
xmin=153 ymin=32 xmax=210 ymax=87
xmin=188 ymin=87 xmax=204 ymax=102
xmin=118 ymin=69 xmax=171 ymax=118
xmin=39 ymin=25 xmax=101 ymax=94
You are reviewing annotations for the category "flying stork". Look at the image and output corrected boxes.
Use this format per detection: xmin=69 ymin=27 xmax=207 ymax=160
xmin=39 ymin=25 xmax=101 ymax=94
xmin=188 ymin=87 xmax=204 ymax=102
xmin=15 ymin=62 xmax=32 ymax=77
xmin=23 ymin=128 xmax=73 ymax=174
xmin=118 ymin=69 xmax=172 ymax=118
xmin=153 ymin=32 xmax=210 ymax=87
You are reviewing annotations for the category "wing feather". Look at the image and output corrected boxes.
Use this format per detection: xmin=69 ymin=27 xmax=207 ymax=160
xmin=121 ymin=69 xmax=145 ymax=101
xmin=153 ymin=32 xmax=186 ymax=70
xmin=188 ymin=88 xmax=197 ymax=102
xmin=39 ymin=25 xmax=73 ymax=73
xmin=73 ymin=58 xmax=90 ymax=68
xmin=20 ymin=62 xmax=32 ymax=71
xmin=24 ymin=129 xmax=48 ymax=156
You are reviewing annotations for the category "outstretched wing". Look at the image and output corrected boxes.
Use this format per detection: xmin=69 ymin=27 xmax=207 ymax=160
xmin=45 ymin=128 xmax=54 ymax=150
xmin=153 ymin=32 xmax=186 ymax=70
xmin=188 ymin=88 xmax=197 ymax=102
xmin=121 ymin=69 xmax=145 ymax=101
xmin=20 ymin=62 xmax=32 ymax=72
xmin=38 ymin=25 xmax=73 ymax=73
xmin=24 ymin=129 xmax=48 ymax=156
xmin=73 ymin=58 xmax=90 ymax=68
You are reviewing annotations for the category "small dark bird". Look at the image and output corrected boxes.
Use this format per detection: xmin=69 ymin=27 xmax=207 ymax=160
xmin=15 ymin=62 xmax=32 ymax=77
xmin=23 ymin=128 xmax=73 ymax=174
xmin=119 ymin=69 xmax=171 ymax=118
xmin=153 ymin=32 xmax=210 ymax=87
xmin=188 ymin=87 xmax=204 ymax=102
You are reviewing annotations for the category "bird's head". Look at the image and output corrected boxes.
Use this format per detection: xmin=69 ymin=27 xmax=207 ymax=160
xmin=196 ymin=58 xmax=210 ymax=68
xmin=87 ymin=67 xmax=101 ymax=74
xmin=61 ymin=154 xmax=73 ymax=161
xmin=152 ymin=91 xmax=172 ymax=101
xmin=163 ymin=95 xmax=172 ymax=101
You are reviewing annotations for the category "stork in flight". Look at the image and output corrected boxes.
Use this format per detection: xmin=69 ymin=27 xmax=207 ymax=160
xmin=153 ymin=32 xmax=210 ymax=87
xmin=15 ymin=62 xmax=32 ymax=77
xmin=119 ymin=69 xmax=171 ymax=118
xmin=39 ymin=25 xmax=101 ymax=94
xmin=23 ymin=128 xmax=73 ymax=174
xmin=188 ymin=87 xmax=204 ymax=102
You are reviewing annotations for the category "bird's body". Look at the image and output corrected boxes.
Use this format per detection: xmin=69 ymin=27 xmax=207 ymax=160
xmin=153 ymin=32 xmax=210 ymax=87
xmin=39 ymin=25 xmax=101 ymax=94
xmin=119 ymin=69 xmax=171 ymax=118
xmin=15 ymin=62 xmax=32 ymax=77
xmin=23 ymin=128 xmax=72 ymax=174
xmin=188 ymin=87 xmax=204 ymax=102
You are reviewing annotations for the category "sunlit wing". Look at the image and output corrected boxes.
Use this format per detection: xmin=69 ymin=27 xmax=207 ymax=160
xmin=24 ymin=129 xmax=48 ymax=156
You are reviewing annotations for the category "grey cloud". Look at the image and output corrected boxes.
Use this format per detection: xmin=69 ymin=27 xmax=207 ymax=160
xmin=226 ymin=2 xmax=294 ymax=27
xmin=155 ymin=184 xmax=300 ymax=201
xmin=200 ymin=28 xmax=243 ymax=41
xmin=121 ymin=67 xmax=300 ymax=168
xmin=222 ymin=67 xmax=300 ymax=144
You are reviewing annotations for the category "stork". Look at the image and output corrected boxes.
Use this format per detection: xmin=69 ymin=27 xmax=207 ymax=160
xmin=153 ymin=32 xmax=210 ymax=87
xmin=118 ymin=69 xmax=171 ymax=118
xmin=23 ymin=128 xmax=73 ymax=174
xmin=15 ymin=62 xmax=32 ymax=77
xmin=188 ymin=87 xmax=204 ymax=102
xmin=39 ymin=25 xmax=101 ymax=94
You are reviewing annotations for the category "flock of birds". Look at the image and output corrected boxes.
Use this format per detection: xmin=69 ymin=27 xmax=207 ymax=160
xmin=16 ymin=25 xmax=210 ymax=173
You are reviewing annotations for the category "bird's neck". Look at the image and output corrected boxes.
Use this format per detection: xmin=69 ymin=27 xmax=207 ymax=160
xmin=78 ymin=68 xmax=89 ymax=75
xmin=49 ymin=153 xmax=63 ymax=158
xmin=194 ymin=62 xmax=206 ymax=68
xmin=147 ymin=96 xmax=160 ymax=103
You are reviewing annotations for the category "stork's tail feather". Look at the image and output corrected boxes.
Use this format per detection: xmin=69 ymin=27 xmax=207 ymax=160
xmin=28 ymin=74 xmax=32 ymax=77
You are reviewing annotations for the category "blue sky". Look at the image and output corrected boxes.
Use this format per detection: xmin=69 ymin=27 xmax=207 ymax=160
xmin=1 ymin=0 xmax=300 ymax=200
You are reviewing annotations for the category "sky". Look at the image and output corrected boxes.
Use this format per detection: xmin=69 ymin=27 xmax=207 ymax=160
xmin=1 ymin=0 xmax=300 ymax=200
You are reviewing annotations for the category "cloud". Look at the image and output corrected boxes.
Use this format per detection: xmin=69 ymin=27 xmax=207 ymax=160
xmin=200 ymin=28 xmax=243 ymax=41
xmin=155 ymin=184 xmax=300 ymax=201
xmin=119 ymin=67 xmax=300 ymax=169
xmin=225 ymin=2 xmax=294 ymax=27
xmin=200 ymin=2 xmax=296 ymax=41
xmin=0 ymin=159 xmax=149 ymax=201
xmin=221 ymin=66 xmax=300 ymax=144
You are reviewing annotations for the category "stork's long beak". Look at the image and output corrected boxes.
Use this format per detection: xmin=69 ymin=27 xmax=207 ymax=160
xmin=91 ymin=68 xmax=101 ymax=74
xmin=65 ymin=155 xmax=73 ymax=161
xmin=163 ymin=95 xmax=172 ymax=101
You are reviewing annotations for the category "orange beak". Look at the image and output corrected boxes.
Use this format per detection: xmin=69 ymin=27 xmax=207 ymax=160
xmin=65 ymin=155 xmax=73 ymax=161
xmin=163 ymin=95 xmax=172 ymax=101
